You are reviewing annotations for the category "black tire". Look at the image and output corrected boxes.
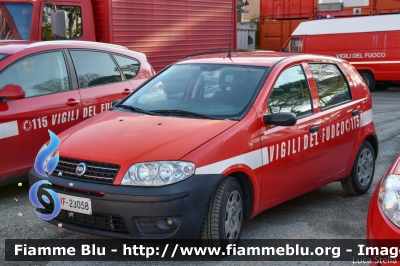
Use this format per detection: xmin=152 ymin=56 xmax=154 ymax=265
xmin=359 ymin=72 xmax=376 ymax=91
xmin=341 ymin=141 xmax=375 ymax=195
xmin=201 ymin=176 xmax=244 ymax=248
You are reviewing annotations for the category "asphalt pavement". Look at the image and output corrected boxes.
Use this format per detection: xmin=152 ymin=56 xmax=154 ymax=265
xmin=1 ymin=87 xmax=400 ymax=266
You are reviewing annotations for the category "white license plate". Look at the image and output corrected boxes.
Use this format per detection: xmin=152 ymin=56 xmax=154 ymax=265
xmin=57 ymin=193 xmax=92 ymax=215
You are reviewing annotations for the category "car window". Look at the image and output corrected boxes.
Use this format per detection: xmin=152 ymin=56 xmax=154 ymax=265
xmin=70 ymin=50 xmax=123 ymax=88
xmin=268 ymin=65 xmax=313 ymax=118
xmin=112 ymin=54 xmax=139 ymax=80
xmin=308 ymin=64 xmax=351 ymax=110
xmin=42 ymin=5 xmax=82 ymax=40
xmin=0 ymin=54 xmax=10 ymax=61
xmin=123 ymin=64 xmax=268 ymax=119
xmin=0 ymin=51 xmax=70 ymax=98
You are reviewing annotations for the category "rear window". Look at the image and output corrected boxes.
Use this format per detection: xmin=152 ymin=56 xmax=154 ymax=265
xmin=308 ymin=63 xmax=351 ymax=110
xmin=0 ymin=54 xmax=10 ymax=61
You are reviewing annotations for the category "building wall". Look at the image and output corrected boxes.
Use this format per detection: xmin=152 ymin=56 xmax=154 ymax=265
xmin=242 ymin=0 xmax=260 ymax=21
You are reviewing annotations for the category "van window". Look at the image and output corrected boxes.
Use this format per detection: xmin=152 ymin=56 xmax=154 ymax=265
xmin=70 ymin=50 xmax=123 ymax=88
xmin=268 ymin=65 xmax=313 ymax=118
xmin=308 ymin=64 xmax=351 ymax=110
xmin=0 ymin=3 xmax=33 ymax=40
xmin=42 ymin=5 xmax=82 ymax=40
xmin=283 ymin=38 xmax=303 ymax=53
xmin=0 ymin=51 xmax=70 ymax=97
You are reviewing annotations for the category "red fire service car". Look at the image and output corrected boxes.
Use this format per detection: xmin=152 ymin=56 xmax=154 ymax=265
xmin=367 ymin=155 xmax=400 ymax=259
xmin=29 ymin=51 xmax=378 ymax=247
xmin=0 ymin=41 xmax=154 ymax=186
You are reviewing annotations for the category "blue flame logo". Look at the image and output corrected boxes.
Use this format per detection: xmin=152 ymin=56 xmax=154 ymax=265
xmin=29 ymin=130 xmax=61 ymax=220
xmin=34 ymin=130 xmax=60 ymax=177
xmin=29 ymin=180 xmax=61 ymax=220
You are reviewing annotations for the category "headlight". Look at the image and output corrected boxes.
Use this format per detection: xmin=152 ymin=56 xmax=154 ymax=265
xmin=378 ymin=174 xmax=400 ymax=227
xmin=121 ymin=161 xmax=195 ymax=186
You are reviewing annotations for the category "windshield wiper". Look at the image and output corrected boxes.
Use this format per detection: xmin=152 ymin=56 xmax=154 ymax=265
xmin=151 ymin=109 xmax=220 ymax=120
xmin=118 ymin=105 xmax=156 ymax=116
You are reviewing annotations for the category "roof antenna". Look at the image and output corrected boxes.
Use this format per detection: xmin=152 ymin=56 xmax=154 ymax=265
xmin=226 ymin=0 xmax=234 ymax=58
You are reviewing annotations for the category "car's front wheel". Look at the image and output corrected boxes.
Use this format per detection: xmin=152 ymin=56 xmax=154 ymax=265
xmin=201 ymin=176 xmax=244 ymax=248
xmin=341 ymin=141 xmax=375 ymax=195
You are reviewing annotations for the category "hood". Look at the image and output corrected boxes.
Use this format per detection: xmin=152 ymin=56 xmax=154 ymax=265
xmin=58 ymin=110 xmax=237 ymax=166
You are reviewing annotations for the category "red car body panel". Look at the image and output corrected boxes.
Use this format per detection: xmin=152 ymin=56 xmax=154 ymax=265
xmin=367 ymin=155 xmax=400 ymax=239
xmin=0 ymin=41 xmax=153 ymax=184
xmin=367 ymin=155 xmax=400 ymax=265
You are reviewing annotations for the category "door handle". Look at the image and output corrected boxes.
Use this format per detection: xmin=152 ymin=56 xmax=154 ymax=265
xmin=309 ymin=125 xmax=319 ymax=133
xmin=122 ymin=88 xmax=131 ymax=95
xmin=352 ymin=109 xmax=359 ymax=116
xmin=66 ymin=99 xmax=80 ymax=106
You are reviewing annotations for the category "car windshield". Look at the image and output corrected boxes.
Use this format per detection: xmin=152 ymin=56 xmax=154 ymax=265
xmin=0 ymin=3 xmax=33 ymax=40
xmin=121 ymin=64 xmax=268 ymax=120
xmin=0 ymin=53 xmax=9 ymax=61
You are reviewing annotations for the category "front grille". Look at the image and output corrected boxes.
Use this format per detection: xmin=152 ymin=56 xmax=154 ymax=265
xmin=54 ymin=157 xmax=120 ymax=184
xmin=38 ymin=204 xmax=129 ymax=235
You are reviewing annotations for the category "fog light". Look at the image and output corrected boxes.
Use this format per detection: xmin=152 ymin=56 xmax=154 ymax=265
xmin=167 ymin=218 xmax=173 ymax=226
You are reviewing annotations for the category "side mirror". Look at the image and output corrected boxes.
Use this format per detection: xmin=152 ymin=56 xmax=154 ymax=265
xmin=112 ymin=99 xmax=122 ymax=107
xmin=263 ymin=112 xmax=297 ymax=127
xmin=0 ymin=84 xmax=25 ymax=100
xmin=51 ymin=10 xmax=67 ymax=39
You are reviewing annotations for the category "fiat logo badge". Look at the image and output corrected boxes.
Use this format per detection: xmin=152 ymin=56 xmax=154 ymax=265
xmin=76 ymin=162 xmax=87 ymax=176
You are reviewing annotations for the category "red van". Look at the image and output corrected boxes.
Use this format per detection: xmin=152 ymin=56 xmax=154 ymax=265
xmin=282 ymin=14 xmax=400 ymax=91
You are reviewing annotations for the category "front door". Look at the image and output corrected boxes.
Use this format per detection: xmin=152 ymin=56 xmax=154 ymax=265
xmin=260 ymin=64 xmax=322 ymax=204
xmin=0 ymin=50 xmax=82 ymax=179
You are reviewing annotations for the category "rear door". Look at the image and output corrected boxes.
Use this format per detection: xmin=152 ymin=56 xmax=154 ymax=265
xmin=0 ymin=50 xmax=82 ymax=179
xmin=68 ymin=50 xmax=139 ymax=119
xmin=307 ymin=62 xmax=362 ymax=182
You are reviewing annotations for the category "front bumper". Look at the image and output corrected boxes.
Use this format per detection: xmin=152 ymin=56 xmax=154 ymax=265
xmin=29 ymin=168 xmax=225 ymax=239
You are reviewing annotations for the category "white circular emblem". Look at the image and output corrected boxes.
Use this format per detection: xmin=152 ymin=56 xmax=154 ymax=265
xmin=76 ymin=162 xmax=87 ymax=176
xmin=22 ymin=120 xmax=32 ymax=131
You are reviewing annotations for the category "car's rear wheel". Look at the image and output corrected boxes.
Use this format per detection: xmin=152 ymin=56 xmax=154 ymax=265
xmin=341 ymin=141 xmax=375 ymax=195
xmin=201 ymin=176 xmax=244 ymax=248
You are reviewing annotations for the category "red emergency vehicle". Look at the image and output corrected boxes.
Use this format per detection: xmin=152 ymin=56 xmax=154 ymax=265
xmin=0 ymin=0 xmax=236 ymax=71
xmin=0 ymin=41 xmax=153 ymax=186
xmin=282 ymin=15 xmax=400 ymax=90
xmin=29 ymin=51 xmax=378 ymax=246
xmin=367 ymin=155 xmax=400 ymax=265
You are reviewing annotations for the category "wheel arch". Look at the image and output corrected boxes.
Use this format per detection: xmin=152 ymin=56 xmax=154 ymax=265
xmin=228 ymin=171 xmax=255 ymax=221
xmin=365 ymin=134 xmax=379 ymax=159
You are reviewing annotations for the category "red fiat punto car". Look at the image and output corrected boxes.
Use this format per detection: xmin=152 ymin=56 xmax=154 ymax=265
xmin=0 ymin=41 xmax=154 ymax=186
xmin=29 ymin=51 xmax=378 ymax=247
